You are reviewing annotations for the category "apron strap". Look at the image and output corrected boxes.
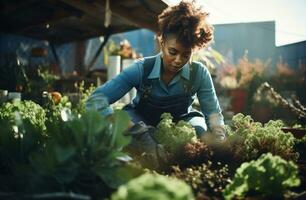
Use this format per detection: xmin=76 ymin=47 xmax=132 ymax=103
xmin=143 ymin=56 xmax=157 ymax=84
xmin=181 ymin=62 xmax=199 ymax=95
xmin=141 ymin=57 xmax=200 ymax=95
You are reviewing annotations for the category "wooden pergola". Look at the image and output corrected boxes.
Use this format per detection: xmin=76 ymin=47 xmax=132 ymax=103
xmin=0 ymin=0 xmax=168 ymax=75
xmin=0 ymin=0 xmax=167 ymax=43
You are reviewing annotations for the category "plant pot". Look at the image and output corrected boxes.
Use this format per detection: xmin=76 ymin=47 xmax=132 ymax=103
xmin=120 ymin=59 xmax=136 ymax=104
xmin=31 ymin=47 xmax=48 ymax=57
xmin=281 ymin=127 xmax=306 ymax=139
xmin=251 ymin=105 xmax=273 ymax=123
xmin=107 ymin=55 xmax=121 ymax=81
xmin=8 ymin=92 xmax=21 ymax=101
xmin=228 ymin=88 xmax=247 ymax=114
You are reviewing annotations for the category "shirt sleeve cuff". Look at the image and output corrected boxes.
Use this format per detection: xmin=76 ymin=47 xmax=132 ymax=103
xmin=100 ymin=107 xmax=114 ymax=116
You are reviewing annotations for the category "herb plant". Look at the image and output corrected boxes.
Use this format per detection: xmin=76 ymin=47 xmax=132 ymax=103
xmin=72 ymin=81 xmax=95 ymax=116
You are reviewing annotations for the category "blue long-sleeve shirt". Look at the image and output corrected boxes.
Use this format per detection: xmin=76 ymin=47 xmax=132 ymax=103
xmin=86 ymin=53 xmax=224 ymax=129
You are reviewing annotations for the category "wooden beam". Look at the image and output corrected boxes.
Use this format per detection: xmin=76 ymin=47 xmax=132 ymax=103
xmin=58 ymin=0 xmax=104 ymax=21
xmin=59 ymin=0 xmax=157 ymax=31
xmin=17 ymin=10 xmax=76 ymax=33
xmin=110 ymin=4 xmax=157 ymax=31
xmin=1 ymin=0 xmax=38 ymax=15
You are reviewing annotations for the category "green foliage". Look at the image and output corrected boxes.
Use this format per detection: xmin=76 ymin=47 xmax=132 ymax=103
xmin=72 ymin=81 xmax=96 ymax=116
xmin=0 ymin=117 xmax=46 ymax=192
xmin=43 ymin=94 xmax=71 ymax=124
xmin=37 ymin=68 xmax=59 ymax=89
xmin=111 ymin=173 xmax=195 ymax=200
xmin=0 ymin=109 xmax=142 ymax=199
xmin=0 ymin=100 xmax=46 ymax=132
xmin=155 ymin=113 xmax=197 ymax=156
xmin=227 ymin=113 xmax=298 ymax=161
xmin=223 ymin=153 xmax=301 ymax=200
xmin=29 ymin=110 xmax=136 ymax=192
xmin=25 ymin=67 xmax=59 ymax=102
xmin=192 ymin=47 xmax=225 ymax=75
xmin=172 ymin=161 xmax=230 ymax=199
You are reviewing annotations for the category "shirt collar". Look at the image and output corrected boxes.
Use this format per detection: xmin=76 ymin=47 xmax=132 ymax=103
xmin=147 ymin=53 xmax=190 ymax=80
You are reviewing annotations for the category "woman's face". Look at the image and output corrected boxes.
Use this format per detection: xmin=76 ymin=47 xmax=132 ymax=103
xmin=161 ymin=35 xmax=192 ymax=75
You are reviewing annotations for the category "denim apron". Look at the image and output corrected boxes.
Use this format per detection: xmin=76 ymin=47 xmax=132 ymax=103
xmin=128 ymin=56 xmax=203 ymax=126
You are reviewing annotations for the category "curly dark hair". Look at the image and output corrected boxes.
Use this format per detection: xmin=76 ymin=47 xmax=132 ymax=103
xmin=158 ymin=1 xmax=214 ymax=49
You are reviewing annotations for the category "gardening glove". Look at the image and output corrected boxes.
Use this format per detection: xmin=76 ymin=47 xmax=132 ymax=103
xmin=125 ymin=121 xmax=162 ymax=169
xmin=208 ymin=113 xmax=226 ymax=143
xmin=211 ymin=125 xmax=226 ymax=143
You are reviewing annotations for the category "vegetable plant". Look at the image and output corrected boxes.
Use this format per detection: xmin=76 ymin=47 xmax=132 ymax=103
xmin=155 ymin=113 xmax=197 ymax=158
xmin=0 ymin=110 xmax=143 ymax=199
xmin=226 ymin=113 xmax=298 ymax=162
xmin=0 ymin=100 xmax=46 ymax=133
xmin=111 ymin=173 xmax=195 ymax=200
xmin=223 ymin=153 xmax=301 ymax=200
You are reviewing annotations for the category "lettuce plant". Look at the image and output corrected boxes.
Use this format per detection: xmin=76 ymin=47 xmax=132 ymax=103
xmin=223 ymin=153 xmax=300 ymax=200
xmin=227 ymin=113 xmax=298 ymax=162
xmin=155 ymin=113 xmax=197 ymax=156
xmin=111 ymin=173 xmax=194 ymax=200
xmin=0 ymin=100 xmax=46 ymax=132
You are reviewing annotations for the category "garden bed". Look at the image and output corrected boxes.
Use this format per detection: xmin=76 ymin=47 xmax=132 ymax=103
xmin=1 ymin=96 xmax=306 ymax=199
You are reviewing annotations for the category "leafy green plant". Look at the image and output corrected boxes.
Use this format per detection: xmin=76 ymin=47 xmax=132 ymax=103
xmin=0 ymin=118 xmax=46 ymax=187
xmin=223 ymin=153 xmax=301 ymax=200
xmin=172 ymin=161 xmax=230 ymax=199
xmin=43 ymin=93 xmax=71 ymax=124
xmin=72 ymin=81 xmax=96 ymax=116
xmin=155 ymin=113 xmax=197 ymax=157
xmin=226 ymin=113 xmax=298 ymax=162
xmin=111 ymin=173 xmax=195 ymax=200
xmin=0 ymin=100 xmax=46 ymax=132
xmin=28 ymin=110 xmax=139 ymax=193
xmin=37 ymin=67 xmax=59 ymax=90
xmin=23 ymin=66 xmax=60 ymax=103
xmin=0 ymin=110 xmax=143 ymax=199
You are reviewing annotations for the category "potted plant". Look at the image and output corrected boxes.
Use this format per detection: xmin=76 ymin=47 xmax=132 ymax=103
xmin=217 ymin=51 xmax=270 ymax=114
xmin=104 ymin=40 xmax=121 ymax=81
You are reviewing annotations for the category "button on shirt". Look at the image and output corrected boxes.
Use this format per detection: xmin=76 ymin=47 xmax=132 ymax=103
xmin=86 ymin=53 xmax=224 ymax=129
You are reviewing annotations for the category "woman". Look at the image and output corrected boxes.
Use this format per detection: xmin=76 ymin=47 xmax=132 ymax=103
xmin=86 ymin=1 xmax=225 ymax=140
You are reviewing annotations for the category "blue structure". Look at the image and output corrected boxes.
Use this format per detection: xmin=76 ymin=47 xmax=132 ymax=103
xmin=0 ymin=33 xmax=76 ymax=74
xmin=1 ymin=22 xmax=305 ymax=73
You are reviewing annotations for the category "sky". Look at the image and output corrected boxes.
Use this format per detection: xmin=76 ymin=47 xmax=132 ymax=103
xmin=162 ymin=0 xmax=306 ymax=46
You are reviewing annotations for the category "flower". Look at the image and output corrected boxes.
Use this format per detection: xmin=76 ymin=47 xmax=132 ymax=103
xmin=217 ymin=51 xmax=270 ymax=89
